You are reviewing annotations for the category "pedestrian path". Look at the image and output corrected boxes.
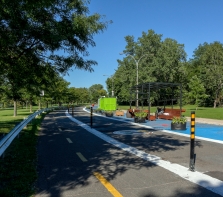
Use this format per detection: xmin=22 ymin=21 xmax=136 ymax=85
xmin=90 ymin=109 xmax=223 ymax=143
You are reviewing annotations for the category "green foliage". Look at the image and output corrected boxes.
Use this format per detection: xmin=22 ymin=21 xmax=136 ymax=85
xmin=0 ymin=109 xmax=48 ymax=197
xmin=104 ymin=110 xmax=114 ymax=113
xmin=0 ymin=0 xmax=111 ymax=115
xmin=0 ymin=0 xmax=110 ymax=74
xmin=134 ymin=111 xmax=148 ymax=118
xmin=186 ymin=75 xmax=208 ymax=108
xmin=117 ymin=104 xmax=223 ymax=120
xmin=114 ymin=29 xmax=187 ymax=104
xmin=112 ymin=31 xmax=223 ymax=108
xmin=191 ymin=41 xmax=223 ymax=107
xmin=172 ymin=116 xmax=187 ymax=124
xmin=89 ymin=84 xmax=107 ymax=102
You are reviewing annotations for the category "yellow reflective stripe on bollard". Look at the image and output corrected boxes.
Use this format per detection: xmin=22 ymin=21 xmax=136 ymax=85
xmin=191 ymin=134 xmax=195 ymax=139
xmin=93 ymin=172 xmax=123 ymax=197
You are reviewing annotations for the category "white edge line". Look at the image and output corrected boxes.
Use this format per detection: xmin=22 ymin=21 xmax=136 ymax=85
xmin=66 ymin=138 xmax=73 ymax=143
xmin=66 ymin=110 xmax=223 ymax=196
xmin=76 ymin=152 xmax=88 ymax=162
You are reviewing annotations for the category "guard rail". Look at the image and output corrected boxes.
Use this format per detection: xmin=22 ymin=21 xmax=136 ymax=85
xmin=0 ymin=108 xmax=51 ymax=157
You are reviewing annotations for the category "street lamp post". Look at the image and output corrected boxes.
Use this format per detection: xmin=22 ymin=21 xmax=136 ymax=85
xmin=103 ymin=74 xmax=114 ymax=97
xmin=120 ymin=52 xmax=148 ymax=109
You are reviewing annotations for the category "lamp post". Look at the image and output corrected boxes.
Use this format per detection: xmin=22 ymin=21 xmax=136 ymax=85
xmin=120 ymin=52 xmax=148 ymax=109
xmin=103 ymin=74 xmax=114 ymax=97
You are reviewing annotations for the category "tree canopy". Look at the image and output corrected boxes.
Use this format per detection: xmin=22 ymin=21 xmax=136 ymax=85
xmin=105 ymin=30 xmax=223 ymax=108
xmin=0 ymin=0 xmax=111 ymax=115
xmin=114 ymin=29 xmax=187 ymax=105
xmin=0 ymin=0 xmax=111 ymax=73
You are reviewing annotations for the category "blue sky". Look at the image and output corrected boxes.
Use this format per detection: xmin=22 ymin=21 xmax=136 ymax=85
xmin=64 ymin=0 xmax=223 ymax=90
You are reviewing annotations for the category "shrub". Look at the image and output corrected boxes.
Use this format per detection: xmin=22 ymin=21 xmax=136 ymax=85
xmin=134 ymin=111 xmax=148 ymax=118
xmin=172 ymin=116 xmax=187 ymax=124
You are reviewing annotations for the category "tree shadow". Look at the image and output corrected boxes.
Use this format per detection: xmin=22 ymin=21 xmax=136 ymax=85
xmin=140 ymin=180 xmax=222 ymax=197
xmin=35 ymin=109 xmax=222 ymax=197
xmin=36 ymin=113 xmax=157 ymax=196
xmin=0 ymin=120 xmax=22 ymax=134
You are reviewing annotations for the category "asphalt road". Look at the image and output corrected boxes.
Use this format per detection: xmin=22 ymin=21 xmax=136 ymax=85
xmin=35 ymin=108 xmax=223 ymax=197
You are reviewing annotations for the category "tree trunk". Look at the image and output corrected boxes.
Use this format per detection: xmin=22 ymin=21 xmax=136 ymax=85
xmin=13 ymin=100 xmax=17 ymax=117
xmin=26 ymin=101 xmax=28 ymax=109
xmin=213 ymin=100 xmax=217 ymax=108
xmin=39 ymin=99 xmax=41 ymax=110
xmin=30 ymin=102 xmax=33 ymax=113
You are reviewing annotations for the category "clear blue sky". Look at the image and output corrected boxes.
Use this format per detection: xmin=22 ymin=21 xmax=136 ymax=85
xmin=64 ymin=0 xmax=223 ymax=91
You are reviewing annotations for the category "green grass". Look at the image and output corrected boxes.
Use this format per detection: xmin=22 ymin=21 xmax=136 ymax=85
xmin=0 ymin=107 xmax=40 ymax=135
xmin=0 ymin=108 xmax=49 ymax=197
xmin=117 ymin=104 xmax=223 ymax=120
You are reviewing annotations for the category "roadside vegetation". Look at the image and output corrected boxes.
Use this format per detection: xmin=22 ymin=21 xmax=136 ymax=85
xmin=117 ymin=104 xmax=223 ymax=120
xmin=105 ymin=31 xmax=223 ymax=111
xmin=0 ymin=108 xmax=49 ymax=197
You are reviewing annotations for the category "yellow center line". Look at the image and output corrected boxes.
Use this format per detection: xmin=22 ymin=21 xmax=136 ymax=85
xmin=93 ymin=172 xmax=123 ymax=197
xmin=76 ymin=152 xmax=87 ymax=162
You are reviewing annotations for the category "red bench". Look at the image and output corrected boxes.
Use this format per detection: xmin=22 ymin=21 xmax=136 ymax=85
xmin=158 ymin=108 xmax=186 ymax=120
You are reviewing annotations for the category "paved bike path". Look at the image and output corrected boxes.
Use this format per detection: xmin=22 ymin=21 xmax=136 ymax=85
xmin=35 ymin=108 xmax=223 ymax=197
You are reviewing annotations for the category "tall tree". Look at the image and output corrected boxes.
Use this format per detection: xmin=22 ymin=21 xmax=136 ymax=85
xmin=0 ymin=0 xmax=111 ymax=74
xmin=186 ymin=75 xmax=208 ymax=110
xmin=0 ymin=0 xmax=111 ymax=114
xmin=115 ymin=29 xmax=187 ymax=104
xmin=88 ymin=84 xmax=106 ymax=102
xmin=191 ymin=42 xmax=223 ymax=107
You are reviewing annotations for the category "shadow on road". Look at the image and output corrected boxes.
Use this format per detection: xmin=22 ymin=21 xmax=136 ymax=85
xmin=35 ymin=109 xmax=222 ymax=197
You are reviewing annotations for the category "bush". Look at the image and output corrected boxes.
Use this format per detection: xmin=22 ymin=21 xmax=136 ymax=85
xmin=172 ymin=116 xmax=187 ymax=124
xmin=134 ymin=111 xmax=148 ymax=118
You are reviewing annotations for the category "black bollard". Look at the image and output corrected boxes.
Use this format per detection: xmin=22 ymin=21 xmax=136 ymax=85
xmin=90 ymin=107 xmax=93 ymax=128
xmin=189 ymin=111 xmax=195 ymax=171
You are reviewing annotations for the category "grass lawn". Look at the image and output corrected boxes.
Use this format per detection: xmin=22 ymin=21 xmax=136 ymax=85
xmin=0 ymin=107 xmax=50 ymax=197
xmin=0 ymin=107 xmax=40 ymax=135
xmin=117 ymin=104 xmax=223 ymax=120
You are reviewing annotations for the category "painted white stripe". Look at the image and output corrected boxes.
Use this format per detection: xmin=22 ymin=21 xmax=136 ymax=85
xmin=76 ymin=152 xmax=87 ymax=162
xmin=66 ymin=138 xmax=73 ymax=143
xmin=66 ymin=111 xmax=223 ymax=196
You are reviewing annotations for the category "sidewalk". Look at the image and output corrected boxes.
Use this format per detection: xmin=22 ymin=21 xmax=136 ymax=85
xmin=186 ymin=117 xmax=223 ymax=125
xmin=121 ymin=110 xmax=223 ymax=125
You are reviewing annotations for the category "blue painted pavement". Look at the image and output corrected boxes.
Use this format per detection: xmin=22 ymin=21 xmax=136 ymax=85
xmin=113 ymin=113 xmax=223 ymax=141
